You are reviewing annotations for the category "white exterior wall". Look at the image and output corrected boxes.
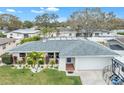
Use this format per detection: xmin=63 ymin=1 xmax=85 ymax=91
xmin=7 ymin=32 xmax=39 ymax=39
xmin=92 ymin=32 xmax=117 ymax=37
xmin=58 ymin=57 xmax=66 ymax=71
xmin=7 ymin=33 xmax=23 ymax=39
xmin=59 ymin=32 xmax=76 ymax=37
xmin=75 ymin=57 xmax=112 ymax=70
xmin=12 ymin=53 xmax=23 ymax=61
xmin=0 ymin=41 xmax=17 ymax=56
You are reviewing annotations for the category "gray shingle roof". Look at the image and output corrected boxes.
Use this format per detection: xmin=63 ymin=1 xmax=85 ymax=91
xmin=0 ymin=38 xmax=16 ymax=45
xmin=9 ymin=39 xmax=118 ymax=57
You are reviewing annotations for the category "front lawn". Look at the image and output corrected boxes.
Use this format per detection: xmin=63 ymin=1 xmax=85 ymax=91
xmin=0 ymin=66 xmax=81 ymax=85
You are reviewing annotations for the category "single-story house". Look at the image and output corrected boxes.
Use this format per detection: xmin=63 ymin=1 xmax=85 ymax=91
xmin=41 ymin=27 xmax=77 ymax=38
xmin=56 ymin=29 xmax=77 ymax=37
xmin=0 ymin=38 xmax=17 ymax=56
xmin=78 ymin=29 xmax=117 ymax=37
xmin=92 ymin=30 xmax=117 ymax=37
xmin=7 ymin=29 xmax=40 ymax=39
xmin=8 ymin=38 xmax=118 ymax=72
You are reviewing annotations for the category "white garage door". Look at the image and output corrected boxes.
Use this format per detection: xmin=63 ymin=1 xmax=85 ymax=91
xmin=75 ymin=57 xmax=112 ymax=70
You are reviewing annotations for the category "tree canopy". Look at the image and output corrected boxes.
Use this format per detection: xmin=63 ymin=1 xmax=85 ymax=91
xmin=0 ymin=14 xmax=22 ymax=31
xmin=35 ymin=13 xmax=59 ymax=28
xmin=23 ymin=20 xmax=33 ymax=28
xmin=35 ymin=13 xmax=59 ymax=37
xmin=68 ymin=8 xmax=117 ymax=37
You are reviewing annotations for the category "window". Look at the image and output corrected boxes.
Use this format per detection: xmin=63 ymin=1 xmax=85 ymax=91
xmin=107 ymin=32 xmax=110 ymax=34
xmin=13 ymin=41 xmax=15 ymax=43
xmin=95 ymin=33 xmax=99 ymax=36
xmin=24 ymin=34 xmax=29 ymax=38
xmin=10 ymin=34 xmax=13 ymax=38
xmin=56 ymin=53 xmax=59 ymax=58
xmin=122 ymin=67 xmax=124 ymax=72
xmin=48 ymin=53 xmax=54 ymax=58
xmin=2 ymin=44 xmax=6 ymax=49
xmin=67 ymin=58 xmax=71 ymax=63
xmin=69 ymin=33 xmax=72 ymax=36
xmin=19 ymin=53 xmax=26 ymax=57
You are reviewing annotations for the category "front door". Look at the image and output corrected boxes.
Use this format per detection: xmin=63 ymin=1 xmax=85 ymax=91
xmin=66 ymin=58 xmax=75 ymax=72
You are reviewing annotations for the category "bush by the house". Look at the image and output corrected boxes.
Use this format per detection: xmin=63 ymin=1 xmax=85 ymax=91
xmin=49 ymin=59 xmax=56 ymax=67
xmin=117 ymin=32 xmax=124 ymax=35
xmin=27 ymin=57 xmax=33 ymax=65
xmin=38 ymin=59 xmax=44 ymax=65
xmin=0 ymin=32 xmax=6 ymax=38
xmin=1 ymin=53 xmax=13 ymax=65
xmin=20 ymin=36 xmax=41 ymax=44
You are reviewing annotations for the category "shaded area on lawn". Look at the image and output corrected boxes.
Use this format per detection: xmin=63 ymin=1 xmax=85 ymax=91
xmin=0 ymin=66 xmax=81 ymax=85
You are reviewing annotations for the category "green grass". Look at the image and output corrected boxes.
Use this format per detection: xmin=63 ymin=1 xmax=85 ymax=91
xmin=0 ymin=66 xmax=81 ymax=85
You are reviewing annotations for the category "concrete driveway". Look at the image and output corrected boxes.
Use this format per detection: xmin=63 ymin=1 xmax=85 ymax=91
xmin=78 ymin=70 xmax=106 ymax=85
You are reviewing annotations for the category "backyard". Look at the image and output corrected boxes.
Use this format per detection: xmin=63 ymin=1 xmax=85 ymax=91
xmin=0 ymin=66 xmax=81 ymax=85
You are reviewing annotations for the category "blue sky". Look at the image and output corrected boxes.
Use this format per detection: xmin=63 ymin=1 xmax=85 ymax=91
xmin=0 ymin=7 xmax=124 ymax=22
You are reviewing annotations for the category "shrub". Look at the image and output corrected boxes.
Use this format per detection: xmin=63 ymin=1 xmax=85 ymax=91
xmin=20 ymin=36 xmax=41 ymax=44
xmin=1 ymin=53 xmax=13 ymax=65
xmin=38 ymin=59 xmax=44 ymax=65
xmin=49 ymin=59 xmax=56 ymax=67
xmin=117 ymin=32 xmax=124 ymax=35
xmin=27 ymin=58 xmax=33 ymax=65
xmin=0 ymin=32 xmax=6 ymax=38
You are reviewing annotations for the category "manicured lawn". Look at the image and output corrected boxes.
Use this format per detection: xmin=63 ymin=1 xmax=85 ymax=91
xmin=0 ymin=66 xmax=82 ymax=85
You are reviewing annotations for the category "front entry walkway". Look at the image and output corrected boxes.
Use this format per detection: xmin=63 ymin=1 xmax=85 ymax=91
xmin=78 ymin=70 xmax=106 ymax=85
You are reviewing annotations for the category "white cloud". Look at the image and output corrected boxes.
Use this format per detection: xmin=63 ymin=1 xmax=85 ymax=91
xmin=31 ymin=9 xmax=44 ymax=13
xmin=31 ymin=7 xmax=59 ymax=14
xmin=6 ymin=9 xmax=16 ymax=12
xmin=46 ymin=7 xmax=59 ymax=12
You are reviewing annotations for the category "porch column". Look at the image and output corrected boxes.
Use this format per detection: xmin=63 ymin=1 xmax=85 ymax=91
xmin=44 ymin=53 xmax=47 ymax=65
xmin=12 ymin=55 xmax=15 ymax=64
xmin=54 ymin=52 xmax=56 ymax=63
xmin=25 ymin=53 xmax=27 ymax=64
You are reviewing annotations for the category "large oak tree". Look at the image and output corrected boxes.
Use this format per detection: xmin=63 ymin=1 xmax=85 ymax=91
xmin=35 ymin=13 xmax=59 ymax=37
xmin=68 ymin=8 xmax=116 ymax=37
xmin=0 ymin=14 xmax=22 ymax=31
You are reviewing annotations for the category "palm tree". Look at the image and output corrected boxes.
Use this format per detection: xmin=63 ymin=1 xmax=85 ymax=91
xmin=27 ymin=52 xmax=45 ymax=72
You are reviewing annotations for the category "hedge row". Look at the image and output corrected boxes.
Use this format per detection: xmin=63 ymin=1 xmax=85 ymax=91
xmin=1 ymin=53 xmax=13 ymax=65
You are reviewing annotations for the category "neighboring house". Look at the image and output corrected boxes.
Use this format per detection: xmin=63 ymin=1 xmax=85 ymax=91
xmin=42 ymin=28 xmax=77 ymax=38
xmin=0 ymin=38 xmax=17 ymax=56
xmin=56 ymin=29 xmax=77 ymax=37
xmin=8 ymin=38 xmax=118 ymax=72
xmin=0 ymin=30 xmax=8 ymax=36
xmin=79 ymin=29 xmax=117 ymax=37
xmin=113 ymin=29 xmax=124 ymax=33
xmin=92 ymin=30 xmax=117 ymax=37
xmin=7 ymin=29 xmax=40 ymax=39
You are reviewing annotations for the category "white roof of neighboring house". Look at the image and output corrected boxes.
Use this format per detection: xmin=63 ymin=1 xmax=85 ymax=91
xmin=0 ymin=30 xmax=7 ymax=33
xmin=10 ymin=29 xmax=40 ymax=34
xmin=113 ymin=29 xmax=124 ymax=33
